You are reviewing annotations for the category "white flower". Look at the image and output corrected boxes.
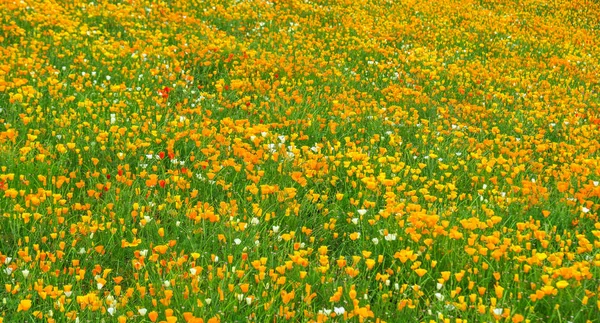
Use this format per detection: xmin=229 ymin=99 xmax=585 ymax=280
xmin=22 ymin=269 xmax=29 ymax=278
xmin=384 ymin=233 xmax=397 ymax=241
xmin=163 ymin=280 xmax=171 ymax=288
xmin=334 ymin=307 xmax=345 ymax=315
xmin=4 ymin=257 xmax=11 ymax=265
xmin=140 ymin=250 xmax=148 ymax=257
xmin=357 ymin=209 xmax=367 ymax=216
xmin=106 ymin=75 xmax=111 ymax=81
xmin=493 ymin=308 xmax=503 ymax=315
xmin=190 ymin=268 xmax=197 ymax=275
xmin=351 ymin=218 xmax=359 ymax=224
xmin=110 ymin=114 xmax=116 ymax=124
xmin=250 ymin=217 xmax=260 ymax=225
xmin=138 ymin=308 xmax=147 ymax=316
xmin=97 ymin=282 xmax=104 ymax=289
xmin=3 ymin=267 xmax=12 ymax=275
xmin=64 ymin=291 xmax=72 ymax=297
xmin=272 ymin=226 xmax=280 ymax=233
xmin=205 ymin=298 xmax=211 ymax=305
xmin=371 ymin=238 xmax=379 ymax=245
xmin=107 ymin=307 xmax=116 ymax=316
xmin=436 ymin=283 xmax=443 ymax=290
xmin=246 ymin=297 xmax=253 ymax=305
xmin=79 ymin=248 xmax=86 ymax=254
xmin=234 ymin=238 xmax=242 ymax=245
xmin=582 ymin=206 xmax=590 ymax=213
xmin=593 ymin=181 xmax=599 ymax=186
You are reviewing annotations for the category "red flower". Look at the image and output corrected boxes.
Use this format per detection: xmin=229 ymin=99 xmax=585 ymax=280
xmin=168 ymin=152 xmax=175 ymax=160
xmin=158 ymin=152 xmax=165 ymax=159
xmin=159 ymin=180 xmax=166 ymax=188
xmin=106 ymin=174 xmax=111 ymax=179
xmin=159 ymin=86 xmax=171 ymax=99
xmin=118 ymin=169 xmax=123 ymax=176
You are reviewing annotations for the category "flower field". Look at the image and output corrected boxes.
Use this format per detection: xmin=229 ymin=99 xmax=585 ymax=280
xmin=1 ymin=0 xmax=600 ymax=321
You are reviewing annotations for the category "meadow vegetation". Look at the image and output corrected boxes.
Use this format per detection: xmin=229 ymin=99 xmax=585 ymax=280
xmin=1 ymin=0 xmax=600 ymax=322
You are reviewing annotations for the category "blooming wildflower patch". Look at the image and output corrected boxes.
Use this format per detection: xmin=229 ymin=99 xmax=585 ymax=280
xmin=1 ymin=0 xmax=600 ymax=322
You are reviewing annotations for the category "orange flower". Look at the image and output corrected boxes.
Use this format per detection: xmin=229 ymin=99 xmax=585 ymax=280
xmin=153 ymin=245 xmax=168 ymax=254
xmin=148 ymin=311 xmax=159 ymax=322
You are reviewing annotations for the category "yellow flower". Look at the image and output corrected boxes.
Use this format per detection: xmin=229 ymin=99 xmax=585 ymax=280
xmin=17 ymin=299 xmax=32 ymax=312
xmin=556 ymin=280 xmax=569 ymax=289
xmin=414 ymin=268 xmax=427 ymax=277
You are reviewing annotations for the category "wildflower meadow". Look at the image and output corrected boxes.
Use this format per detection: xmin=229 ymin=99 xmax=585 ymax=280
xmin=1 ymin=0 xmax=600 ymax=322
